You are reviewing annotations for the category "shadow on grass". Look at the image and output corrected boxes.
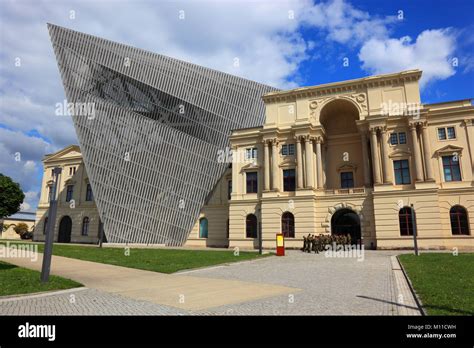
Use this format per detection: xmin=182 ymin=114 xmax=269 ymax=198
xmin=0 ymin=263 xmax=18 ymax=271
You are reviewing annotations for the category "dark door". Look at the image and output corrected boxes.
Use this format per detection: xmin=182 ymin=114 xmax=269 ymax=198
xmin=58 ymin=216 xmax=72 ymax=243
xmin=331 ymin=209 xmax=361 ymax=245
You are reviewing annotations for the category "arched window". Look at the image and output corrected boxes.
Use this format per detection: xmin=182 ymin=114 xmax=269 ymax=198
xmin=399 ymin=207 xmax=414 ymax=236
xmin=43 ymin=217 xmax=48 ymax=235
xmin=281 ymin=212 xmax=295 ymax=238
xmin=246 ymin=214 xmax=257 ymax=238
xmin=199 ymin=217 xmax=208 ymax=238
xmin=450 ymin=206 xmax=470 ymax=235
xmin=81 ymin=217 xmax=89 ymax=236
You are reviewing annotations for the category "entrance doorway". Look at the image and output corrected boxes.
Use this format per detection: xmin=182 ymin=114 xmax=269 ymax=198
xmin=331 ymin=208 xmax=361 ymax=245
xmin=58 ymin=216 xmax=72 ymax=243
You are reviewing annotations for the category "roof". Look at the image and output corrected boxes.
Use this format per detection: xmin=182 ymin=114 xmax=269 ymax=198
xmin=4 ymin=211 xmax=36 ymax=222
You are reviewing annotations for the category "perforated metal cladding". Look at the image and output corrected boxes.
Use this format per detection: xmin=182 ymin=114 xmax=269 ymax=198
xmin=48 ymin=23 xmax=278 ymax=245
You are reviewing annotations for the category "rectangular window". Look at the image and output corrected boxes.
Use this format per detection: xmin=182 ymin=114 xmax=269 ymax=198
xmin=86 ymin=183 xmax=93 ymax=201
xmin=438 ymin=128 xmax=447 ymax=140
xmin=47 ymin=187 xmax=53 ymax=202
xmin=282 ymin=144 xmax=295 ymax=156
xmin=394 ymin=160 xmax=411 ymax=185
xmin=447 ymin=126 xmax=456 ymax=139
xmin=340 ymin=172 xmax=354 ymax=188
xmin=246 ymin=172 xmax=258 ymax=193
xmin=398 ymin=132 xmax=407 ymax=144
xmin=442 ymin=156 xmax=461 ymax=182
xmin=283 ymin=169 xmax=296 ymax=191
xmin=227 ymin=180 xmax=232 ymax=200
xmin=390 ymin=133 xmax=398 ymax=145
xmin=246 ymin=147 xmax=257 ymax=160
xmin=66 ymin=185 xmax=74 ymax=202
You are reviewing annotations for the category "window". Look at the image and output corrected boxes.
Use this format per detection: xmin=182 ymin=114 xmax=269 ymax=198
xmin=390 ymin=133 xmax=398 ymax=145
xmin=226 ymin=219 xmax=229 ymax=239
xmin=283 ymin=169 xmax=296 ymax=191
xmin=438 ymin=128 xmax=447 ymax=140
xmin=281 ymin=212 xmax=295 ymax=238
xmin=340 ymin=172 xmax=354 ymax=188
xmin=399 ymin=207 xmax=414 ymax=236
xmin=43 ymin=217 xmax=48 ymax=235
xmin=86 ymin=183 xmax=93 ymax=201
xmin=390 ymin=132 xmax=407 ymax=145
xmin=438 ymin=127 xmax=456 ymax=140
xmin=281 ymin=144 xmax=295 ymax=156
xmin=245 ymin=147 xmax=257 ymax=160
xmin=51 ymin=169 xmax=54 ymax=177
xmin=199 ymin=217 xmax=208 ymax=238
xmin=450 ymin=206 xmax=469 ymax=235
xmin=398 ymin=132 xmax=406 ymax=144
xmin=47 ymin=186 xmax=53 ymax=202
xmin=447 ymin=127 xmax=456 ymax=139
xmin=246 ymin=214 xmax=257 ymax=238
xmin=246 ymin=172 xmax=258 ymax=193
xmin=227 ymin=180 xmax=232 ymax=200
xmin=81 ymin=217 xmax=89 ymax=236
xmin=394 ymin=160 xmax=411 ymax=185
xmin=66 ymin=185 xmax=74 ymax=202
xmin=69 ymin=166 xmax=76 ymax=175
xmin=442 ymin=156 xmax=461 ymax=182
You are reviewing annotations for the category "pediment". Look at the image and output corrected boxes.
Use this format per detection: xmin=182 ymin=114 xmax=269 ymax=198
xmin=279 ymin=157 xmax=296 ymax=168
xmin=337 ymin=162 xmax=357 ymax=172
xmin=241 ymin=162 xmax=260 ymax=171
xmin=389 ymin=149 xmax=411 ymax=159
xmin=44 ymin=145 xmax=81 ymax=162
xmin=434 ymin=144 xmax=463 ymax=156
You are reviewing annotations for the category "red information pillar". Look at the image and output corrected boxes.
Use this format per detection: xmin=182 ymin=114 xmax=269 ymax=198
xmin=276 ymin=233 xmax=285 ymax=256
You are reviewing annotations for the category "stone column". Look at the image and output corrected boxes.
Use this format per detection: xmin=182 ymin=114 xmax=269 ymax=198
xmin=380 ymin=127 xmax=392 ymax=184
xmin=463 ymin=119 xmax=474 ymax=175
xmin=360 ymin=131 xmax=371 ymax=187
xmin=263 ymin=140 xmax=270 ymax=191
xmin=409 ymin=123 xmax=424 ymax=182
xmin=231 ymin=146 xmax=238 ymax=195
xmin=370 ymin=128 xmax=382 ymax=184
xmin=304 ymin=136 xmax=314 ymax=188
xmin=315 ymin=137 xmax=323 ymax=189
xmin=421 ymin=123 xmax=434 ymax=181
xmin=295 ymin=136 xmax=304 ymax=189
xmin=271 ymin=139 xmax=279 ymax=191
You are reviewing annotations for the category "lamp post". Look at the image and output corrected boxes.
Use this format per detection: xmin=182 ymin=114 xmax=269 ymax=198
xmin=410 ymin=204 xmax=419 ymax=256
xmin=41 ymin=167 xmax=62 ymax=283
xmin=257 ymin=207 xmax=262 ymax=255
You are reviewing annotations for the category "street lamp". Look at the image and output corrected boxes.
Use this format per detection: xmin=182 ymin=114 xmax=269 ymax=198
xmin=410 ymin=203 xmax=419 ymax=256
xmin=257 ymin=206 xmax=262 ymax=255
xmin=41 ymin=167 xmax=62 ymax=283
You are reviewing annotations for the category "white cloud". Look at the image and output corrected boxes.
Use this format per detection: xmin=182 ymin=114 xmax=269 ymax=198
xmin=358 ymin=29 xmax=457 ymax=88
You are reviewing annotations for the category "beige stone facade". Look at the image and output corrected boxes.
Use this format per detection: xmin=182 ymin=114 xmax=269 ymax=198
xmin=36 ymin=70 xmax=474 ymax=250
xmin=34 ymin=145 xmax=102 ymax=244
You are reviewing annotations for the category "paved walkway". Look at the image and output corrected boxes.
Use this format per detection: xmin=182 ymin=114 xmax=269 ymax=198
xmin=0 ymin=248 xmax=421 ymax=315
xmin=0 ymin=248 xmax=297 ymax=311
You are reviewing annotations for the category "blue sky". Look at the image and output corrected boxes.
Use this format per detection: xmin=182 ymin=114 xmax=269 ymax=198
xmin=0 ymin=0 xmax=473 ymax=211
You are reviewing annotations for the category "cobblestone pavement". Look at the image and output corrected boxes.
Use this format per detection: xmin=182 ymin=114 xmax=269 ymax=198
xmin=0 ymin=288 xmax=188 ymax=315
xmin=0 ymin=250 xmax=418 ymax=315
xmin=191 ymin=250 xmax=416 ymax=315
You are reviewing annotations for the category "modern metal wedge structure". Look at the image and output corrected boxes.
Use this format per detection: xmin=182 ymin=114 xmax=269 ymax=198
xmin=48 ymin=23 xmax=278 ymax=246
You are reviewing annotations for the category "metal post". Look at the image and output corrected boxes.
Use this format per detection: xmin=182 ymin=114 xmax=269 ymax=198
xmin=410 ymin=204 xmax=419 ymax=256
xmin=98 ymin=212 xmax=104 ymax=248
xmin=41 ymin=167 xmax=62 ymax=283
xmin=257 ymin=207 xmax=262 ymax=255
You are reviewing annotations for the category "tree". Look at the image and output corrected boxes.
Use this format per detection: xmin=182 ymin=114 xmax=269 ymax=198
xmin=14 ymin=222 xmax=29 ymax=236
xmin=0 ymin=173 xmax=25 ymax=219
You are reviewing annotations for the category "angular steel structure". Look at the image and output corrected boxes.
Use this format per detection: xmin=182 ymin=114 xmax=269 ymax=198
xmin=48 ymin=23 xmax=278 ymax=245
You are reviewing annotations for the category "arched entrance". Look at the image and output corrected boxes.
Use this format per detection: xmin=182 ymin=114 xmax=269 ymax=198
xmin=331 ymin=208 xmax=361 ymax=245
xmin=58 ymin=216 xmax=72 ymax=243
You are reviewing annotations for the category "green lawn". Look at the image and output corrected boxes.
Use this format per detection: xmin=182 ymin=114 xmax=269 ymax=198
xmin=1 ymin=241 xmax=270 ymax=274
xmin=398 ymin=253 xmax=474 ymax=315
xmin=0 ymin=261 xmax=82 ymax=297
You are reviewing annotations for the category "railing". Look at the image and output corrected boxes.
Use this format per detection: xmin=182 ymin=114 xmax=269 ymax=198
xmin=324 ymin=187 xmax=366 ymax=195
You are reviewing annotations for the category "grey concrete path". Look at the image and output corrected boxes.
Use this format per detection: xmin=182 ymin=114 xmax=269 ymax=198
xmin=0 ymin=248 xmax=297 ymax=311
xmin=0 ymin=248 xmax=421 ymax=315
